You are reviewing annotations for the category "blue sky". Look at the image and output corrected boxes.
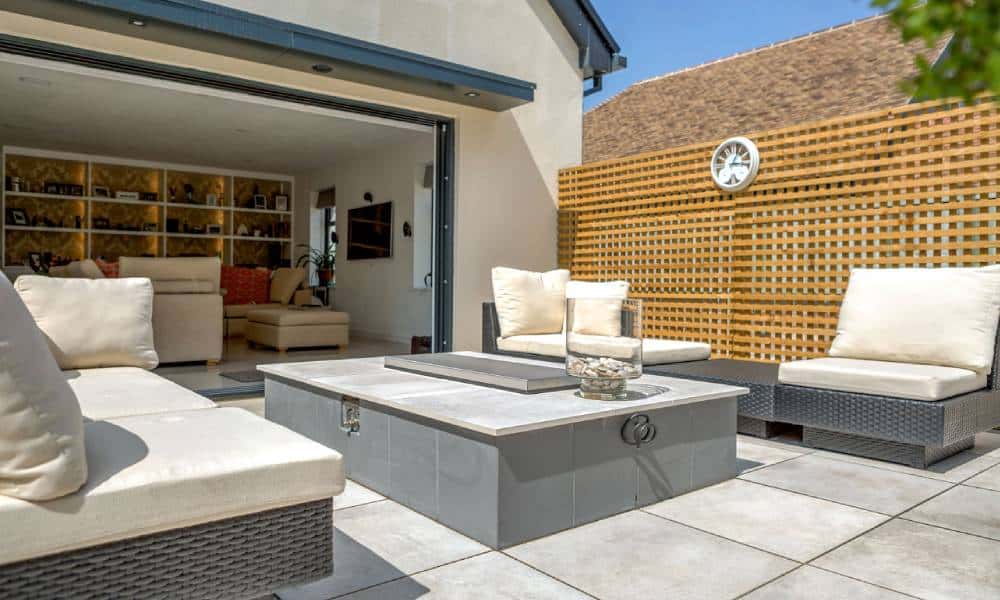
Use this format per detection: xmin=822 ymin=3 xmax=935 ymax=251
xmin=585 ymin=0 xmax=883 ymax=110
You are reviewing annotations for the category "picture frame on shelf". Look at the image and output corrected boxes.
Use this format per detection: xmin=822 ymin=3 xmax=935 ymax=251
xmin=252 ymin=194 xmax=267 ymax=209
xmin=206 ymin=224 xmax=222 ymax=235
xmin=115 ymin=191 xmax=140 ymax=201
xmin=44 ymin=182 xmax=60 ymax=195
xmin=93 ymin=217 xmax=110 ymax=230
xmin=26 ymin=252 xmax=44 ymax=273
xmin=140 ymin=192 xmax=158 ymax=202
xmin=206 ymin=193 xmax=218 ymax=207
xmin=93 ymin=186 xmax=110 ymax=198
xmin=274 ymin=194 xmax=289 ymax=212
xmin=6 ymin=207 xmax=28 ymax=225
xmin=143 ymin=222 xmax=158 ymax=232
xmin=68 ymin=184 xmax=84 ymax=197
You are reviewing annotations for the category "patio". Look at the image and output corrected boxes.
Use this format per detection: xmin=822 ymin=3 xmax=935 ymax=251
xmin=276 ymin=430 xmax=1000 ymax=600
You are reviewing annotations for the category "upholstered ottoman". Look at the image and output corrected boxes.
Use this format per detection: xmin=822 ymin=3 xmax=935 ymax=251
xmin=245 ymin=308 xmax=349 ymax=352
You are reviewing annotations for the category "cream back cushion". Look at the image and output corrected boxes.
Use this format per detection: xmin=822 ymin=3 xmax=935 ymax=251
xmin=491 ymin=267 xmax=570 ymax=337
xmin=0 ymin=273 xmax=87 ymax=500
xmin=566 ymin=280 xmax=630 ymax=336
xmin=15 ymin=276 xmax=159 ymax=370
xmin=270 ymin=267 xmax=306 ymax=304
xmin=829 ymin=268 xmax=1000 ymax=373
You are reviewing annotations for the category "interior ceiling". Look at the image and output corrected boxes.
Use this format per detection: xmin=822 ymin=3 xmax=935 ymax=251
xmin=0 ymin=56 xmax=432 ymax=174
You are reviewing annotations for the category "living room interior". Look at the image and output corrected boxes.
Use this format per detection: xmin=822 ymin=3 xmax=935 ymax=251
xmin=0 ymin=52 xmax=436 ymax=397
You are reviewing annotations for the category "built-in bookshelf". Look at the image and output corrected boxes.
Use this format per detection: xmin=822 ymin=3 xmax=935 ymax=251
xmin=2 ymin=147 xmax=294 ymax=269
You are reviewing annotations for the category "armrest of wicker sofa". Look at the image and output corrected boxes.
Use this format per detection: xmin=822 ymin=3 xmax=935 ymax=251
xmin=482 ymin=302 xmax=502 ymax=354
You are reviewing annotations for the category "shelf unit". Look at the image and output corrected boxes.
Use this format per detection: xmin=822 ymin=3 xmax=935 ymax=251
xmin=2 ymin=147 xmax=294 ymax=269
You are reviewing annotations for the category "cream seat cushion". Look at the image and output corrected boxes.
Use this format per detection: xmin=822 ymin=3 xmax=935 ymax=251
xmin=566 ymin=280 xmax=630 ymax=336
xmin=15 ymin=276 xmax=158 ymax=370
xmin=64 ymin=367 xmax=216 ymax=421
xmin=151 ymin=279 xmax=215 ymax=294
xmin=270 ymin=267 xmax=306 ymax=304
xmin=778 ymin=357 xmax=986 ymax=401
xmin=0 ymin=408 xmax=344 ymax=566
xmin=0 ymin=273 xmax=87 ymax=501
xmin=224 ymin=302 xmax=283 ymax=319
xmin=497 ymin=334 xmax=711 ymax=365
xmin=491 ymin=267 xmax=570 ymax=337
xmin=829 ymin=267 xmax=1000 ymax=373
xmin=247 ymin=308 xmax=350 ymax=326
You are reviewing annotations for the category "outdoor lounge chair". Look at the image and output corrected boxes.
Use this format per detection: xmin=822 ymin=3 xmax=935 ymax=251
xmin=0 ymin=274 xmax=344 ymax=598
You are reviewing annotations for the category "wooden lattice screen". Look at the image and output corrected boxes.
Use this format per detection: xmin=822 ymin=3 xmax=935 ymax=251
xmin=559 ymin=98 xmax=1000 ymax=362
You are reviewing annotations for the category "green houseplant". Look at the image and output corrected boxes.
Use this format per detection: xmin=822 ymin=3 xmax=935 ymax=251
xmin=296 ymin=243 xmax=336 ymax=285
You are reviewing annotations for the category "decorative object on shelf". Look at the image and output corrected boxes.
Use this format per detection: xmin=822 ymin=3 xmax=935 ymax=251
xmin=253 ymin=229 xmax=262 ymax=237
xmin=6 ymin=207 xmax=28 ymax=225
xmin=168 ymin=186 xmax=177 ymax=202
xmin=115 ymin=191 xmax=140 ymax=201
xmin=710 ymin=136 xmax=760 ymax=192
xmin=565 ymin=298 xmax=643 ymax=400
xmin=236 ymin=224 xmax=249 ymax=236
xmin=44 ymin=182 xmax=60 ymax=195
xmin=347 ymin=202 xmax=392 ymax=260
xmin=363 ymin=192 xmax=373 ymax=203
xmin=93 ymin=186 xmax=110 ymax=197
xmin=206 ymin=193 xmax=218 ymax=207
xmin=75 ymin=215 xmax=82 ymax=229
xmin=166 ymin=218 xmax=180 ymax=233
xmin=296 ymin=242 xmax=336 ymax=285
xmin=68 ymin=184 xmax=84 ymax=196
xmin=140 ymin=192 xmax=158 ymax=202
xmin=252 ymin=194 xmax=267 ymax=209
xmin=207 ymin=224 xmax=222 ymax=234
xmin=93 ymin=217 xmax=110 ymax=230
xmin=403 ymin=221 xmax=412 ymax=237
xmin=26 ymin=252 xmax=45 ymax=273
xmin=8 ymin=176 xmax=22 ymax=192
xmin=184 ymin=183 xmax=195 ymax=203
xmin=274 ymin=194 xmax=288 ymax=212
xmin=143 ymin=223 xmax=158 ymax=232
xmin=190 ymin=225 xmax=205 ymax=235
xmin=275 ymin=222 xmax=291 ymax=238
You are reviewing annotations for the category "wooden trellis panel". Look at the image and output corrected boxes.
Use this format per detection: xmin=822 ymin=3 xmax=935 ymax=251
xmin=559 ymin=98 xmax=1000 ymax=362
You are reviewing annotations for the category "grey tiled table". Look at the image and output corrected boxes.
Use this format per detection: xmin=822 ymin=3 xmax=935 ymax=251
xmin=646 ymin=359 xmax=786 ymax=438
xmin=260 ymin=352 xmax=746 ymax=548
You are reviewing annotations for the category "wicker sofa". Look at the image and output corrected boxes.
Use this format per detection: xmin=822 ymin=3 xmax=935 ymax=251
xmin=0 ymin=274 xmax=343 ymax=597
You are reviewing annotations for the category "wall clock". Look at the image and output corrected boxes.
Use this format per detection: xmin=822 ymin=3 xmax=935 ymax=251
xmin=711 ymin=136 xmax=760 ymax=192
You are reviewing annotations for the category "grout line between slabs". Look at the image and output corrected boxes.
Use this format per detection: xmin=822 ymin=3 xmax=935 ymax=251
xmin=498 ymin=552 xmax=602 ymax=600
xmin=733 ymin=477 xmax=898 ymax=517
xmin=330 ymin=549 xmax=493 ymax=599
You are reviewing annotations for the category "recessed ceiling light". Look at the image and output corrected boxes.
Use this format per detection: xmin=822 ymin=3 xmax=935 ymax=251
xmin=128 ymin=17 xmax=146 ymax=27
xmin=464 ymin=91 xmax=480 ymax=98
xmin=312 ymin=64 xmax=333 ymax=73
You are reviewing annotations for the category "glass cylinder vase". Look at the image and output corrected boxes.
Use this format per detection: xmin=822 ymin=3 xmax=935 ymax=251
xmin=565 ymin=298 xmax=643 ymax=400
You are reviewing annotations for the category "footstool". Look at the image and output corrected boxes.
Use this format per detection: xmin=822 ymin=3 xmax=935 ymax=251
xmin=245 ymin=308 xmax=349 ymax=352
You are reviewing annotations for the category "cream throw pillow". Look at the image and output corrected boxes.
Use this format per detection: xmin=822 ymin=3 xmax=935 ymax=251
xmin=15 ymin=276 xmax=159 ymax=370
xmin=491 ymin=267 xmax=570 ymax=337
xmin=0 ymin=273 xmax=87 ymax=501
xmin=271 ymin=267 xmax=305 ymax=304
xmin=566 ymin=280 xmax=630 ymax=336
xmin=829 ymin=267 xmax=1000 ymax=373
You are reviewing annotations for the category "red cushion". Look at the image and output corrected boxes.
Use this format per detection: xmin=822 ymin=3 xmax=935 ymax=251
xmin=221 ymin=266 xmax=270 ymax=305
xmin=94 ymin=258 xmax=119 ymax=278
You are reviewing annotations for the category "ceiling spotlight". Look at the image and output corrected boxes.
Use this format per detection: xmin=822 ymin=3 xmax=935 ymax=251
xmin=312 ymin=64 xmax=333 ymax=74
xmin=464 ymin=91 xmax=480 ymax=98
xmin=128 ymin=17 xmax=146 ymax=27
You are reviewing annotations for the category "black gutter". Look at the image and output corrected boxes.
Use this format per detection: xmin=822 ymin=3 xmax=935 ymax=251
xmin=548 ymin=0 xmax=627 ymax=78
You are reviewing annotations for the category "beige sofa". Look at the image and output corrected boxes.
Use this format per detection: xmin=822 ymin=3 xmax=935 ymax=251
xmin=119 ymin=257 xmax=223 ymax=364
xmin=0 ymin=273 xmax=344 ymax=597
xmin=224 ymin=267 xmax=310 ymax=337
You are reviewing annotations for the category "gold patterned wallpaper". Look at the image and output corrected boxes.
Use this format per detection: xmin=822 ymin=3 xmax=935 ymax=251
xmin=5 ymin=155 xmax=85 ymax=191
xmin=233 ymin=177 xmax=289 ymax=210
xmin=166 ymin=236 xmax=223 ymax=258
xmin=234 ymin=240 xmax=282 ymax=267
xmin=92 ymin=233 xmax=158 ymax=261
xmin=166 ymin=170 xmax=226 ymax=206
xmin=91 ymin=163 xmax=160 ymax=197
xmin=4 ymin=230 xmax=85 ymax=265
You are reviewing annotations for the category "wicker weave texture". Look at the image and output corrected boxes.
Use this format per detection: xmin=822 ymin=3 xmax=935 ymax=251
xmin=0 ymin=499 xmax=332 ymax=600
xmin=559 ymin=98 xmax=1000 ymax=362
xmin=803 ymin=427 xmax=974 ymax=468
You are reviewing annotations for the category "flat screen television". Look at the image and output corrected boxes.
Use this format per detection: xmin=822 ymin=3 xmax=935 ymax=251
xmin=347 ymin=202 xmax=392 ymax=260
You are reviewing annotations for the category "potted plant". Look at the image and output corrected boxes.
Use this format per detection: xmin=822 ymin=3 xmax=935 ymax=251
xmin=296 ymin=242 xmax=336 ymax=285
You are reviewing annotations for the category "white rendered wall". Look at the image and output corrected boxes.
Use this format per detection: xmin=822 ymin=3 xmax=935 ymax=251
xmin=0 ymin=0 xmax=584 ymax=350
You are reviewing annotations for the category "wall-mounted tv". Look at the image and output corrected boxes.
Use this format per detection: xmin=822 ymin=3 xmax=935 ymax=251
xmin=347 ymin=202 xmax=392 ymax=260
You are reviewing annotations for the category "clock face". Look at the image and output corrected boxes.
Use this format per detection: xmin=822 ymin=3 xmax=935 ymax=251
xmin=711 ymin=137 xmax=760 ymax=192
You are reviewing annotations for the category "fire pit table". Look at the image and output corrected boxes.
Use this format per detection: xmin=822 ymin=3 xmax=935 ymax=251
xmin=260 ymin=352 xmax=746 ymax=548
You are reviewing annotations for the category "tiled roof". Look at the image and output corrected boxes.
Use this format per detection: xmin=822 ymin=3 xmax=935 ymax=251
xmin=583 ymin=15 xmax=949 ymax=163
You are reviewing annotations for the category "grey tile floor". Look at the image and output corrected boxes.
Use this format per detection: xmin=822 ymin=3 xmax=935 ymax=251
xmin=275 ymin=431 xmax=1000 ymax=600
